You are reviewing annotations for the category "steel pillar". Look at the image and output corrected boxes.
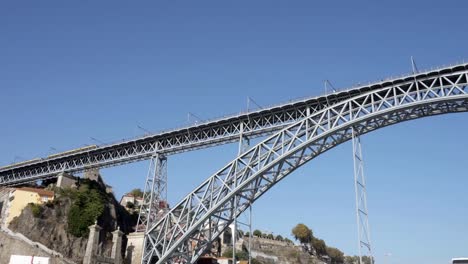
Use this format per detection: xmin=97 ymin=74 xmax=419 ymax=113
xmin=137 ymin=153 xmax=167 ymax=233
xmin=233 ymin=132 xmax=250 ymax=263
xmin=352 ymin=128 xmax=374 ymax=264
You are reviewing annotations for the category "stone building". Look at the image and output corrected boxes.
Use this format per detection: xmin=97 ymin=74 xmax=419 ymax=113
xmin=119 ymin=193 xmax=143 ymax=212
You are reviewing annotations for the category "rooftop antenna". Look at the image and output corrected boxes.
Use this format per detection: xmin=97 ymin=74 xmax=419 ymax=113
xmin=411 ymin=56 xmax=419 ymax=74
xmin=247 ymin=97 xmax=263 ymax=112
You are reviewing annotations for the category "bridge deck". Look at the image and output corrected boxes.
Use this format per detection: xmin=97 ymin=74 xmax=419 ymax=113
xmin=1 ymin=63 xmax=467 ymax=186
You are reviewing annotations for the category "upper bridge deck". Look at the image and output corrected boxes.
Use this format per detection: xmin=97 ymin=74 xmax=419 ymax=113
xmin=1 ymin=63 xmax=468 ymax=186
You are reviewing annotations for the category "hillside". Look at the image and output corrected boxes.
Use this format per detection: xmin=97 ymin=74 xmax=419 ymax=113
xmin=8 ymin=179 xmax=136 ymax=263
xmin=244 ymin=237 xmax=326 ymax=264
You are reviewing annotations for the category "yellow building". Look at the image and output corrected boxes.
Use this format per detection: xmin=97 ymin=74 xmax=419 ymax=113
xmin=5 ymin=187 xmax=54 ymax=226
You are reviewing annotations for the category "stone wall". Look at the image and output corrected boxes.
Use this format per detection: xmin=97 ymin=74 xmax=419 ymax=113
xmin=124 ymin=232 xmax=144 ymax=264
xmin=0 ymin=229 xmax=74 ymax=264
xmin=0 ymin=188 xmax=12 ymax=228
xmin=243 ymin=237 xmax=326 ymax=264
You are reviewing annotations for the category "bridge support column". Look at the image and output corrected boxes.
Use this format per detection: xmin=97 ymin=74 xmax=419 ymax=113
xmin=112 ymin=227 xmax=124 ymax=264
xmin=137 ymin=153 xmax=167 ymax=232
xmin=352 ymin=128 xmax=374 ymax=264
xmin=83 ymin=222 xmax=101 ymax=264
xmin=233 ymin=133 xmax=250 ymax=263
xmin=137 ymin=153 xmax=167 ymax=263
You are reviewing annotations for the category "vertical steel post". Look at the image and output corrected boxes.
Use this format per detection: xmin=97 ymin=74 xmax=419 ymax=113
xmin=137 ymin=153 xmax=167 ymax=232
xmin=248 ymin=205 xmax=252 ymax=264
xmin=137 ymin=153 xmax=168 ymax=264
xmin=352 ymin=128 xmax=374 ymax=264
xmin=233 ymin=125 xmax=250 ymax=264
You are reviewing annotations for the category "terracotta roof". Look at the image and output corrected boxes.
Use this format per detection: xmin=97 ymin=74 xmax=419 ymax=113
xmin=16 ymin=187 xmax=54 ymax=197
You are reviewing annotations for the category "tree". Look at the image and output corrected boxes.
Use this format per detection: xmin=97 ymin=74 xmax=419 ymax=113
xmin=67 ymin=180 xmax=105 ymax=237
xmin=344 ymin=256 xmax=357 ymax=264
xmin=291 ymin=223 xmax=313 ymax=245
xmin=312 ymin=238 xmax=327 ymax=256
xmin=223 ymin=248 xmax=263 ymax=264
xmin=344 ymin=255 xmax=373 ymax=264
xmin=275 ymin=235 xmax=283 ymax=241
xmin=126 ymin=201 xmax=135 ymax=209
xmin=284 ymin=238 xmax=293 ymax=244
xmin=253 ymin=229 xmax=262 ymax=237
xmin=245 ymin=231 xmax=250 ymax=237
xmin=267 ymin=233 xmax=274 ymax=239
xmin=362 ymin=256 xmax=374 ymax=264
xmin=28 ymin=203 xmax=43 ymax=218
xmin=222 ymin=248 xmax=248 ymax=260
xmin=326 ymin=247 xmax=344 ymax=264
xmin=130 ymin=188 xmax=144 ymax=198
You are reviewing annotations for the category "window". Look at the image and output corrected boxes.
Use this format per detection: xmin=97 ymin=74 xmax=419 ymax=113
xmin=41 ymin=196 xmax=49 ymax=202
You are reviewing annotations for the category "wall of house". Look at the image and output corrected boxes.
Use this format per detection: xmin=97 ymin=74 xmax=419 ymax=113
xmin=5 ymin=190 xmax=53 ymax=227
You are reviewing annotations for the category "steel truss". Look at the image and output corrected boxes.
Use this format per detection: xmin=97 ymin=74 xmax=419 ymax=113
xmin=2 ymin=64 xmax=468 ymax=187
xmin=233 ymin=134 xmax=250 ymax=263
xmin=352 ymin=131 xmax=373 ymax=264
xmin=137 ymin=154 xmax=168 ymax=233
xmin=143 ymin=71 xmax=468 ymax=264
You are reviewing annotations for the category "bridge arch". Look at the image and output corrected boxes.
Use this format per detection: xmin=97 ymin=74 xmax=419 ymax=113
xmin=144 ymin=69 xmax=468 ymax=264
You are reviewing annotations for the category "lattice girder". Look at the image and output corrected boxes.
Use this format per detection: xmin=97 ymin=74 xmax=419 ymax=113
xmin=3 ymin=65 xmax=468 ymax=187
xmin=145 ymin=72 xmax=468 ymax=264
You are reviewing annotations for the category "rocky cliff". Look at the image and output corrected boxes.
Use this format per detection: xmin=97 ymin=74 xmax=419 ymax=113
xmin=8 ymin=179 xmax=136 ymax=263
xmin=0 ymin=229 xmax=72 ymax=264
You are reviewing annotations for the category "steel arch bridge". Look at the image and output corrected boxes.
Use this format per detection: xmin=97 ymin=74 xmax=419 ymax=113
xmin=143 ymin=67 xmax=468 ymax=263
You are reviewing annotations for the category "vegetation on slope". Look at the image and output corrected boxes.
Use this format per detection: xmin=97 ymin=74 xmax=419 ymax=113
xmin=222 ymin=248 xmax=263 ymax=264
xmin=290 ymin=223 xmax=374 ymax=264
xmin=63 ymin=179 xmax=107 ymax=237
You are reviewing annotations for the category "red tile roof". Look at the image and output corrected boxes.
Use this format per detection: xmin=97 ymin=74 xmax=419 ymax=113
xmin=16 ymin=187 xmax=54 ymax=197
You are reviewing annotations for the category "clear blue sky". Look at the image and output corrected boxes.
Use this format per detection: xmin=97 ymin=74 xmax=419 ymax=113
xmin=1 ymin=1 xmax=467 ymax=263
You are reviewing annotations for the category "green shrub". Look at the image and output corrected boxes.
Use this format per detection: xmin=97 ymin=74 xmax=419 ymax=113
xmin=45 ymin=200 xmax=54 ymax=208
xmin=29 ymin=203 xmax=43 ymax=218
xmin=126 ymin=201 xmax=135 ymax=209
xmin=253 ymin=229 xmax=262 ymax=237
xmin=222 ymin=248 xmax=249 ymax=260
xmin=67 ymin=181 xmax=106 ymax=237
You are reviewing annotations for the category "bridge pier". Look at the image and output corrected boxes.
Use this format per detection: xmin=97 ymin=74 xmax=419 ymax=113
xmin=137 ymin=153 xmax=167 ymax=232
xmin=137 ymin=153 xmax=168 ymax=264
xmin=352 ymin=128 xmax=374 ymax=264
xmin=233 ymin=133 xmax=251 ymax=264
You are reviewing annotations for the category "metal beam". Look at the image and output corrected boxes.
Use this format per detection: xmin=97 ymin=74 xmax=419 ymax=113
xmin=143 ymin=71 xmax=468 ymax=263
xmin=137 ymin=154 xmax=167 ymax=233
xmin=2 ymin=64 xmax=468 ymax=186
xmin=352 ymin=130 xmax=374 ymax=264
